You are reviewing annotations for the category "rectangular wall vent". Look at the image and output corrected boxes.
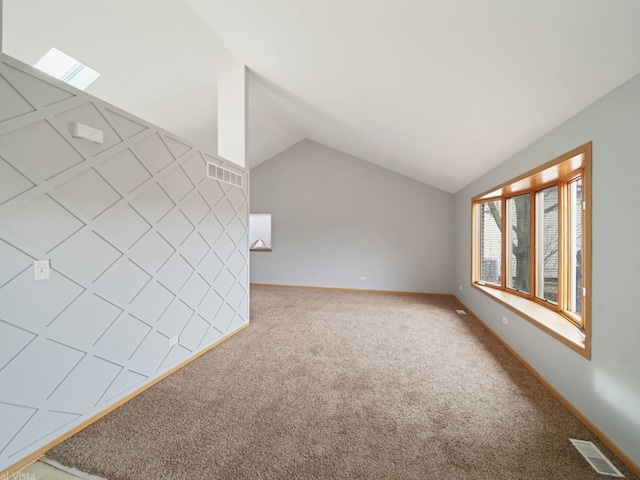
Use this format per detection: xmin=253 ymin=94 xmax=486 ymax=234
xmin=570 ymin=439 xmax=624 ymax=477
xmin=207 ymin=162 xmax=243 ymax=187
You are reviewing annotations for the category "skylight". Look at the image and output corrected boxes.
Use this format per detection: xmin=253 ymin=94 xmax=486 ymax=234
xmin=34 ymin=48 xmax=101 ymax=91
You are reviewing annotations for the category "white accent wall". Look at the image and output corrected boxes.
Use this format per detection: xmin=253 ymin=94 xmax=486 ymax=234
xmin=0 ymin=54 xmax=249 ymax=472
xmin=452 ymin=73 xmax=640 ymax=467
xmin=250 ymin=139 xmax=454 ymax=293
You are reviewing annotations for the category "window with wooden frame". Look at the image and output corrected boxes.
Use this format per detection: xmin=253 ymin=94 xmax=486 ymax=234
xmin=471 ymin=143 xmax=591 ymax=358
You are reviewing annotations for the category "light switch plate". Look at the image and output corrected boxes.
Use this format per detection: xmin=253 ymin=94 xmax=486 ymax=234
xmin=34 ymin=260 xmax=50 ymax=280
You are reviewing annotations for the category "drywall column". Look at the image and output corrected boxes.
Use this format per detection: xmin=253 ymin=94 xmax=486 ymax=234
xmin=217 ymin=60 xmax=247 ymax=168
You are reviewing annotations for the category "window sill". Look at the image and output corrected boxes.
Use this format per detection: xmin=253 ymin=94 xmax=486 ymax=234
xmin=473 ymin=284 xmax=589 ymax=358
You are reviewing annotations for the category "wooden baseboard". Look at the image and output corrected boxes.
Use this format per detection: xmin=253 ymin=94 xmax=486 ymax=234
xmin=250 ymin=282 xmax=452 ymax=296
xmin=453 ymin=296 xmax=640 ymax=478
xmin=2 ymin=322 xmax=250 ymax=477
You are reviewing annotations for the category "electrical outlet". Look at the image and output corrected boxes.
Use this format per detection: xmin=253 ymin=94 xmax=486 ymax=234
xmin=360 ymin=276 xmax=366 ymax=281
xmin=34 ymin=260 xmax=50 ymax=281
xmin=459 ymin=285 xmax=463 ymax=291
xmin=502 ymin=316 xmax=508 ymax=325
xmin=168 ymin=336 xmax=179 ymax=347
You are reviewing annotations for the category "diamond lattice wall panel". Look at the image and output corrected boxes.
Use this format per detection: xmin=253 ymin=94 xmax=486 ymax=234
xmin=0 ymin=403 xmax=36 ymax=455
xmin=0 ymin=320 xmax=36 ymax=371
xmin=129 ymin=232 xmax=175 ymax=274
xmin=128 ymin=281 xmax=175 ymax=324
xmin=179 ymin=315 xmax=210 ymax=352
xmin=94 ymin=259 xmax=151 ymax=306
xmin=56 ymin=103 xmax=122 ymax=156
xmin=200 ymin=181 xmax=225 ymax=210
xmin=156 ymin=300 xmax=193 ymax=339
xmin=181 ymin=232 xmax=209 ymax=267
xmin=0 ymin=121 xmax=84 ymax=180
xmin=182 ymin=152 xmax=207 ymax=185
xmin=199 ymin=213 xmax=225 ymax=247
xmin=0 ymin=73 xmax=35 ymax=122
xmin=0 ymin=156 xmax=35 ymax=205
xmin=133 ymin=133 xmax=175 ymax=174
xmin=213 ymin=234 xmax=236 ymax=263
xmin=54 ymin=232 xmax=122 ymax=285
xmin=0 ymin=55 xmax=248 ymax=472
xmin=164 ymin=136 xmax=192 ymax=159
xmin=93 ymin=314 xmax=152 ymax=364
xmin=56 ymin=168 xmax=122 ymax=220
xmin=182 ymin=192 xmax=211 ymax=225
xmin=101 ymin=370 xmax=148 ymax=404
xmin=128 ymin=331 xmax=171 ymax=373
xmin=4 ymin=65 xmax=75 ymax=107
xmin=46 ymin=293 xmax=122 ymax=348
xmin=103 ymin=109 xmax=148 ymax=139
xmin=158 ymin=210 xmax=194 ymax=248
xmin=0 ymin=269 xmax=83 ymax=332
xmin=0 ymin=195 xmax=85 ymax=254
xmin=180 ymin=274 xmax=210 ymax=313
xmin=159 ymin=166 xmax=195 ymax=203
xmin=199 ymin=290 xmax=224 ymax=321
xmin=49 ymin=355 xmax=122 ymax=408
xmin=161 ymin=345 xmax=191 ymax=370
xmin=7 ymin=410 xmax=81 ymax=457
xmin=95 ymin=204 xmax=151 ymax=251
xmin=132 ymin=183 xmax=175 ymax=224
xmin=157 ymin=254 xmax=194 ymax=294
xmin=0 ymin=338 xmax=84 ymax=405
xmin=99 ymin=149 xmax=151 ymax=195
xmin=0 ymin=238 xmax=32 ymax=287
xmin=211 ymin=303 xmax=236 ymax=335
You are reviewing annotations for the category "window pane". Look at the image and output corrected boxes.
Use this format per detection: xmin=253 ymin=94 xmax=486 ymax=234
xmin=535 ymin=186 xmax=558 ymax=304
xmin=570 ymin=179 xmax=583 ymax=316
xmin=507 ymin=194 xmax=531 ymax=293
xmin=479 ymin=201 xmax=501 ymax=285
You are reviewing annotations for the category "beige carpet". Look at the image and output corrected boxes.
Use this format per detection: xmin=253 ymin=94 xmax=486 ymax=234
xmin=48 ymin=286 xmax=637 ymax=479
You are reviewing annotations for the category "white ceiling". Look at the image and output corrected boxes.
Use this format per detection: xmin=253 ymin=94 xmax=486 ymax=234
xmin=4 ymin=1 xmax=640 ymax=192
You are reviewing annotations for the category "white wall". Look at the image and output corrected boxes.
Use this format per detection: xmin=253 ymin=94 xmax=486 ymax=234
xmin=0 ymin=54 xmax=249 ymax=472
xmin=250 ymin=139 xmax=454 ymax=293
xmin=217 ymin=61 xmax=246 ymax=168
xmin=453 ymin=74 xmax=640 ymax=467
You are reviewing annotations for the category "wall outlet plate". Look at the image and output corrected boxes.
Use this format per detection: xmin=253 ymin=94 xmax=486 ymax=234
xmin=360 ymin=276 xmax=366 ymax=281
xmin=34 ymin=260 xmax=50 ymax=281
xmin=502 ymin=316 xmax=508 ymax=325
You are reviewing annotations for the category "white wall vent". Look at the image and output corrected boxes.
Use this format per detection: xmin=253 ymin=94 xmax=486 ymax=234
xmin=570 ymin=439 xmax=624 ymax=477
xmin=207 ymin=162 xmax=243 ymax=187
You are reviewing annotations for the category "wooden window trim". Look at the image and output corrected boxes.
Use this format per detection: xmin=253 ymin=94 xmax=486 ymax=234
xmin=471 ymin=143 xmax=592 ymax=359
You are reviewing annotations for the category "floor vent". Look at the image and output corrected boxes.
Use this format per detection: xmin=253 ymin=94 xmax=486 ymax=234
xmin=455 ymin=309 xmax=467 ymax=315
xmin=570 ymin=439 xmax=624 ymax=477
xmin=207 ymin=162 xmax=243 ymax=187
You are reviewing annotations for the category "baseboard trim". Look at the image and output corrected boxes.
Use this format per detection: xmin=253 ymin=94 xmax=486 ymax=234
xmin=2 ymin=322 xmax=250 ymax=477
xmin=250 ymin=282 xmax=452 ymax=296
xmin=453 ymin=296 xmax=640 ymax=478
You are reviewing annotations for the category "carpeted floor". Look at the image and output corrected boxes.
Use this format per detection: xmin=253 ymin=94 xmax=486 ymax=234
xmin=48 ymin=286 xmax=637 ymax=479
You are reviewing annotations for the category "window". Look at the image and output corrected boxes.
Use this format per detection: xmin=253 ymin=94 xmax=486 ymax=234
xmin=249 ymin=214 xmax=272 ymax=251
xmin=34 ymin=48 xmax=101 ymax=90
xmin=472 ymin=143 xmax=591 ymax=357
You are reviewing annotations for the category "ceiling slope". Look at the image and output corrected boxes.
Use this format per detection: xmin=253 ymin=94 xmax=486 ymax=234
xmin=188 ymin=0 xmax=640 ymax=192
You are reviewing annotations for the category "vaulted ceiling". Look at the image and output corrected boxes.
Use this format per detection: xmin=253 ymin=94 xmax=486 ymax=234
xmin=4 ymin=1 xmax=640 ymax=192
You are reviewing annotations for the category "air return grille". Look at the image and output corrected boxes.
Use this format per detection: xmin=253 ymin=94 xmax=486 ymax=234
xmin=570 ymin=439 xmax=624 ymax=477
xmin=207 ymin=162 xmax=243 ymax=187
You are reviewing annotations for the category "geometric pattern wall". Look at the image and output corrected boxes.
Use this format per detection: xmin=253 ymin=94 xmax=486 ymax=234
xmin=0 ymin=54 xmax=249 ymax=472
